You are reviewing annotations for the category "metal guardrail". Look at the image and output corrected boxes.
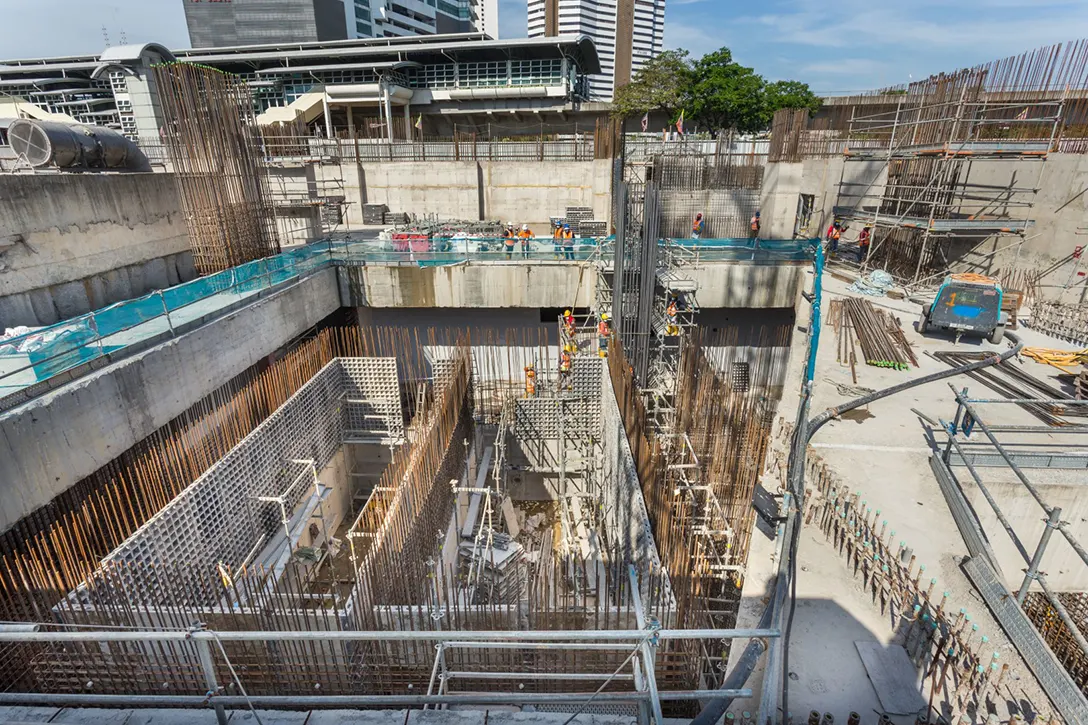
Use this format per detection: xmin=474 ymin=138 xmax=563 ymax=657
xmin=934 ymin=386 xmax=1088 ymax=723
xmin=0 ymin=623 xmax=778 ymax=723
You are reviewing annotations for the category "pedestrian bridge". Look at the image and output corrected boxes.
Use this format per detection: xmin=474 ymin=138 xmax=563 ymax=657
xmin=0 ymin=237 xmax=812 ymax=409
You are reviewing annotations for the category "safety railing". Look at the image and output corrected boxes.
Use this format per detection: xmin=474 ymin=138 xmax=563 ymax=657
xmin=664 ymin=237 xmax=814 ymax=264
xmin=934 ymin=385 xmax=1088 ymax=703
xmin=0 ymin=244 xmax=331 ymax=408
xmin=0 ymin=622 xmax=778 ymax=723
xmin=0 ymin=236 xmax=811 ymax=407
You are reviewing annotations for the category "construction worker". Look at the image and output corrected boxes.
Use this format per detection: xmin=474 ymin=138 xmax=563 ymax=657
xmin=503 ymin=225 xmax=516 ymax=260
xmin=749 ymin=211 xmax=761 ymax=239
xmin=559 ymin=350 xmax=572 ymax=389
xmin=826 ymin=220 xmax=843 ymax=256
xmin=597 ymin=313 xmax=611 ymax=358
xmin=552 ymin=221 xmax=563 ymax=259
xmin=857 ymin=225 xmax=872 ymax=262
xmin=562 ymin=224 xmax=575 ymax=260
xmin=692 ymin=212 xmax=705 ymax=240
xmin=518 ymin=224 xmax=533 ymax=258
xmin=524 ymin=364 xmax=536 ymax=397
xmin=563 ymin=308 xmax=577 ymax=343
xmin=666 ymin=298 xmax=679 ymax=335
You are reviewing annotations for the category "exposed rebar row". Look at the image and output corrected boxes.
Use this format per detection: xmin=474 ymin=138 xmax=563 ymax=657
xmin=154 ymin=62 xmax=280 ymax=274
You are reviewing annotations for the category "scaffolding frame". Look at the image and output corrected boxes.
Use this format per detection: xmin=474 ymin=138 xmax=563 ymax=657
xmin=835 ymin=93 xmax=1063 ymax=286
xmin=827 ymin=38 xmax=1088 ymax=287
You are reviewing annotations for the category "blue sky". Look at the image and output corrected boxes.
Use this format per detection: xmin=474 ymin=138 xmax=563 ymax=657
xmin=500 ymin=0 xmax=1088 ymax=93
xmin=3 ymin=0 xmax=1088 ymax=93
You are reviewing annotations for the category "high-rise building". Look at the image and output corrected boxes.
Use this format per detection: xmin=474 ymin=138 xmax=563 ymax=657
xmin=184 ymin=0 xmax=497 ymax=48
xmin=184 ymin=0 xmax=350 ymax=48
xmin=527 ymin=0 xmax=664 ymax=101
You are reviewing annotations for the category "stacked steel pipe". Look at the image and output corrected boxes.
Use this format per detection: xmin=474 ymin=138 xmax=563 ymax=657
xmin=844 ymin=298 xmax=917 ymax=370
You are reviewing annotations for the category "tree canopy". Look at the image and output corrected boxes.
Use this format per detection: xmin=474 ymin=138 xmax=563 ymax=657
xmin=610 ymin=50 xmax=693 ymax=118
xmin=612 ymin=46 xmax=822 ymax=133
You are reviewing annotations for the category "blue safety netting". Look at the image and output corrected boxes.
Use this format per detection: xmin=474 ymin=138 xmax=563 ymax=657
xmin=0 ymin=235 xmax=816 ymax=398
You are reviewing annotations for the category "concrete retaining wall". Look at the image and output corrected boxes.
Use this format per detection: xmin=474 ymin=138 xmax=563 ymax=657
xmin=0 ymin=268 xmax=341 ymax=534
xmin=962 ymin=475 xmax=1088 ymax=593
xmin=686 ymin=263 xmax=805 ymax=309
xmin=797 ymin=153 xmax=1088 ymax=303
xmin=949 ymin=154 xmax=1088 ymax=303
xmin=0 ymin=173 xmax=195 ymax=327
xmin=308 ymin=159 xmax=613 ymax=230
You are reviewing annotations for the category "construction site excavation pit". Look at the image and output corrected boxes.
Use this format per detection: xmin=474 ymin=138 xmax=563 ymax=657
xmin=0 ymin=312 xmax=791 ymax=720
xmin=28 ymin=332 xmax=674 ymax=700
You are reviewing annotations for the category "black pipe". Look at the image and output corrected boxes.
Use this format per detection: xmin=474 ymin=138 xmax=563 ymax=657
xmin=778 ymin=331 xmax=1023 ymax=721
xmin=690 ymin=597 xmax=775 ymax=725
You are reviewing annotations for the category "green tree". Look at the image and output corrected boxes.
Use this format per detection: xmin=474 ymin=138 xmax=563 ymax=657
xmin=762 ymin=80 xmax=822 ymax=124
xmin=611 ymin=50 xmax=693 ymax=118
xmin=688 ymin=48 xmax=767 ymax=133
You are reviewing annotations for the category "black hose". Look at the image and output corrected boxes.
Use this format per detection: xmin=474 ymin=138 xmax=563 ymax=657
xmin=689 ymin=600 xmax=775 ymax=725
xmin=778 ymin=332 xmax=1022 ymax=723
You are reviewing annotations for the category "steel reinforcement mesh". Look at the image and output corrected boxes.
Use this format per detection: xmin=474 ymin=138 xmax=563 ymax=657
xmin=71 ymin=358 xmax=401 ymax=608
xmin=16 ymin=348 xmax=699 ymax=700
xmin=340 ymin=357 xmax=404 ymax=440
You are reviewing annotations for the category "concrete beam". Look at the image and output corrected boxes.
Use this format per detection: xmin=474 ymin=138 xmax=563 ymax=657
xmin=0 ymin=268 xmax=340 ymax=535
xmin=339 ymin=262 xmax=597 ymax=308
xmin=686 ymin=263 xmax=805 ymax=309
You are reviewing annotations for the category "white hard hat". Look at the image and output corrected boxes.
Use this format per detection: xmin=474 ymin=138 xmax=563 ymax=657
xmin=522 ymin=224 xmax=529 ymax=231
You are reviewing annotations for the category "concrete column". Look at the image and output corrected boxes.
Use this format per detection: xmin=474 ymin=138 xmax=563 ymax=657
xmin=758 ymin=161 xmax=803 ymax=239
xmin=404 ymin=103 xmax=412 ymax=143
xmin=347 ymin=105 xmax=355 ymax=137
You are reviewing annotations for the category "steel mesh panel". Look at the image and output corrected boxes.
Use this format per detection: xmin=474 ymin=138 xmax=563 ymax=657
xmin=88 ymin=359 xmax=374 ymax=606
xmin=340 ymin=357 xmax=403 ymax=440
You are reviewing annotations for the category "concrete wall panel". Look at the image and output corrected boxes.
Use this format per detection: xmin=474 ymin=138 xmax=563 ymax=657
xmin=344 ymin=263 xmax=597 ymax=308
xmin=0 ymin=268 xmax=340 ymax=535
xmin=0 ymin=173 xmax=195 ymax=326
xmin=686 ymin=263 xmax=805 ymax=309
xmin=327 ymin=159 xmax=613 ymax=230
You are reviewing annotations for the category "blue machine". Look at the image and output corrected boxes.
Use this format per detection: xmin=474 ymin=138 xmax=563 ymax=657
xmin=918 ymin=275 xmax=1007 ymax=344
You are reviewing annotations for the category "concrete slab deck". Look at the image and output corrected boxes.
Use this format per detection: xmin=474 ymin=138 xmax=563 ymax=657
xmin=734 ymin=270 xmax=1084 ymax=723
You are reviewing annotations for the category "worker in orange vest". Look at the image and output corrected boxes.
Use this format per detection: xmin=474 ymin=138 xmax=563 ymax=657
xmin=563 ymin=308 xmax=576 ymax=342
xmin=749 ymin=211 xmax=761 ymax=239
xmin=559 ymin=350 xmax=572 ymax=389
xmin=666 ymin=298 xmax=679 ymax=335
xmin=552 ymin=221 xmax=563 ymax=259
xmin=597 ymin=313 xmax=611 ymax=358
xmin=561 ymin=224 xmax=575 ymax=260
xmin=503 ymin=225 xmax=516 ymax=260
xmin=518 ymin=224 xmax=533 ymax=258
xmin=826 ymin=220 xmax=843 ymax=256
xmin=524 ymin=364 xmax=536 ymax=397
xmin=857 ymin=225 xmax=872 ymax=262
xmin=692 ymin=213 xmax=705 ymax=240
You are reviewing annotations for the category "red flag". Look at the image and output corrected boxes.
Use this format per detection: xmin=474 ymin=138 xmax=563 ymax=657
xmin=675 ymin=109 xmax=685 ymax=135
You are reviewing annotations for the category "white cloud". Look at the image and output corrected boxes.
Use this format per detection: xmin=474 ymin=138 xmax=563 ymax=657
xmin=662 ymin=20 xmax=727 ymax=59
